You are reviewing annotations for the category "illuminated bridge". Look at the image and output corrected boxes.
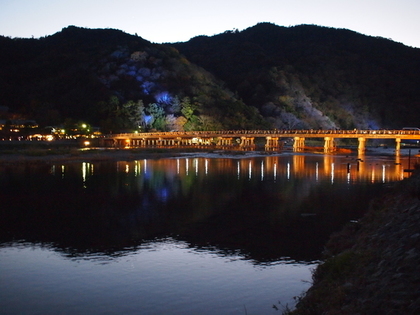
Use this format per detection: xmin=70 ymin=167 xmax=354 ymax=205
xmin=100 ymin=129 xmax=420 ymax=153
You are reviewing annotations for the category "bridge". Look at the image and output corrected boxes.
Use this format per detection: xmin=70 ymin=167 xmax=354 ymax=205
xmin=100 ymin=129 xmax=420 ymax=153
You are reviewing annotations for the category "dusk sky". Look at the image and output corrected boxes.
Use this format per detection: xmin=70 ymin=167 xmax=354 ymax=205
xmin=1 ymin=0 xmax=419 ymax=48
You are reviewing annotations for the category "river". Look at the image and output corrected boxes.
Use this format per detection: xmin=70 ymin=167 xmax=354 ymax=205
xmin=0 ymin=151 xmax=414 ymax=314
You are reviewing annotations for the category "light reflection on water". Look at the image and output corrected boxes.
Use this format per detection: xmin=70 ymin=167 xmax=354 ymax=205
xmin=0 ymin=153 xmax=415 ymax=314
xmin=51 ymin=154 xmax=408 ymax=185
xmin=0 ymin=239 xmax=315 ymax=315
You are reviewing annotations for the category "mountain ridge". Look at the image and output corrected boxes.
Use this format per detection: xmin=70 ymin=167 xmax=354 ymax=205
xmin=173 ymin=22 xmax=420 ymax=130
xmin=1 ymin=23 xmax=419 ymax=132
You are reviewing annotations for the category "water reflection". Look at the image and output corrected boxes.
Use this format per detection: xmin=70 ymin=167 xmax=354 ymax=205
xmin=0 ymin=153 xmax=411 ymax=264
xmin=0 ymin=153 xmax=416 ymax=314
xmin=44 ymin=154 xmax=409 ymax=186
xmin=0 ymin=238 xmax=315 ymax=315
xmin=110 ymin=154 xmax=405 ymax=185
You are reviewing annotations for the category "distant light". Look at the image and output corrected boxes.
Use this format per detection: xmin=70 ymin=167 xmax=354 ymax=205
xmin=84 ymin=141 xmax=90 ymax=146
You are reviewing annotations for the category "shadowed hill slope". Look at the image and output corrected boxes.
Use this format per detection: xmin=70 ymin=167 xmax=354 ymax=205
xmin=173 ymin=23 xmax=420 ymax=129
xmin=0 ymin=26 xmax=266 ymax=132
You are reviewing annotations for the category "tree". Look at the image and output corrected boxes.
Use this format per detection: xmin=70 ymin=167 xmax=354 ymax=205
xmin=121 ymin=100 xmax=145 ymax=130
xmin=166 ymin=114 xmax=187 ymax=131
xmin=99 ymin=97 xmax=146 ymax=132
xmin=180 ymin=97 xmax=201 ymax=130
xmin=146 ymin=103 xmax=166 ymax=130
xmin=181 ymin=97 xmax=199 ymax=119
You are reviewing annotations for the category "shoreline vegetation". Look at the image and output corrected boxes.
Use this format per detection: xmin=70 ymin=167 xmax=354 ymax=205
xmin=287 ymin=168 xmax=420 ymax=314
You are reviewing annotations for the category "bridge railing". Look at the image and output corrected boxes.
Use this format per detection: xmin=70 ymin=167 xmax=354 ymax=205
xmin=105 ymin=129 xmax=420 ymax=138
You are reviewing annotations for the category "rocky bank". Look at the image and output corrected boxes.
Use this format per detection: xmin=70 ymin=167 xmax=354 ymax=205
xmin=290 ymin=169 xmax=420 ymax=314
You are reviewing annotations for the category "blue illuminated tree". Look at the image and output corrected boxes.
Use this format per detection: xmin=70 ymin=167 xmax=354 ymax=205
xmin=146 ymin=103 xmax=166 ymax=130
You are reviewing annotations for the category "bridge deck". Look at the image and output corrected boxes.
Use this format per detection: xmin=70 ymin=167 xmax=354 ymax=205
xmin=108 ymin=129 xmax=420 ymax=140
xmin=100 ymin=130 xmax=420 ymax=154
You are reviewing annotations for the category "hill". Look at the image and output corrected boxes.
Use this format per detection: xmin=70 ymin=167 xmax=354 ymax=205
xmin=0 ymin=26 xmax=265 ymax=132
xmin=1 ymin=23 xmax=420 ymax=132
xmin=173 ymin=23 xmax=420 ymax=129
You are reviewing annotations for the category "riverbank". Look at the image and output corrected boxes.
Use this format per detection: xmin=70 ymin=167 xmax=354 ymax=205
xmin=0 ymin=147 xmax=287 ymax=165
xmin=289 ymin=168 xmax=420 ymax=314
xmin=0 ymin=144 xmax=413 ymax=165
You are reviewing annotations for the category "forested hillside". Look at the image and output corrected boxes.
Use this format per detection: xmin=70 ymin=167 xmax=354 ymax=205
xmin=0 ymin=26 xmax=266 ymax=132
xmin=173 ymin=23 xmax=420 ymax=130
xmin=1 ymin=23 xmax=419 ymax=132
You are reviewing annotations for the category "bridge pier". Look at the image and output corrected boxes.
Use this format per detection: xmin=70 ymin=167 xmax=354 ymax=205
xmin=159 ymin=138 xmax=176 ymax=146
xmin=217 ymin=137 xmax=233 ymax=146
xmin=240 ymin=137 xmax=255 ymax=148
xmin=324 ymin=137 xmax=335 ymax=153
xmin=265 ymin=137 xmax=281 ymax=150
xmin=395 ymin=138 xmax=401 ymax=154
xmin=358 ymin=137 xmax=366 ymax=153
xmin=293 ymin=137 xmax=305 ymax=152
xmin=179 ymin=138 xmax=192 ymax=146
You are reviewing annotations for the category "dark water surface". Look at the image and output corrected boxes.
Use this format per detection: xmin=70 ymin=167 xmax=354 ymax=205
xmin=0 ymin=153 xmax=412 ymax=314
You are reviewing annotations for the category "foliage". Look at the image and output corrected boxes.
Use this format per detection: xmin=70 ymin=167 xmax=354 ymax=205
xmin=174 ymin=23 xmax=420 ymax=129
xmin=0 ymin=26 xmax=266 ymax=131
xmin=180 ymin=97 xmax=199 ymax=130
xmin=1 ymin=24 xmax=419 ymax=131
xmin=146 ymin=103 xmax=166 ymax=130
